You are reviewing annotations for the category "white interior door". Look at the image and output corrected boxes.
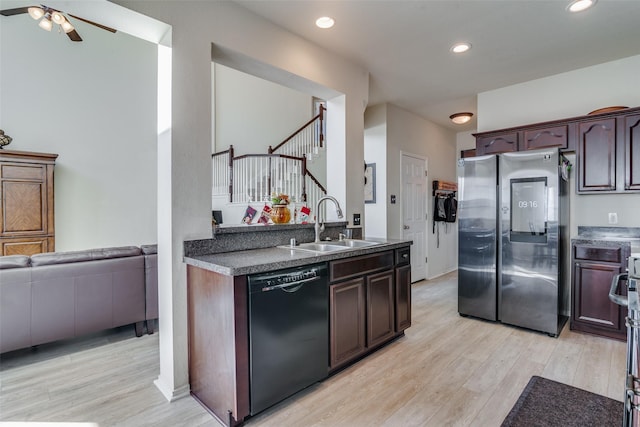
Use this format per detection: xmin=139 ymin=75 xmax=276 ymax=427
xmin=401 ymin=153 xmax=427 ymax=282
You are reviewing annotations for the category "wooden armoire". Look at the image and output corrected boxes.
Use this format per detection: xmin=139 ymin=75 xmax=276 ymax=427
xmin=0 ymin=150 xmax=58 ymax=256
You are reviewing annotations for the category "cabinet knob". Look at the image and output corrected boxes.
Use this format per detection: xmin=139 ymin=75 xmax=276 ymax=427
xmin=403 ymin=225 xmax=410 ymax=230
xmin=402 ymin=254 xmax=408 ymax=258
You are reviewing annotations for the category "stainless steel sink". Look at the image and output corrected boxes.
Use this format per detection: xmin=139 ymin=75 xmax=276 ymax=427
xmin=324 ymin=239 xmax=380 ymax=248
xmin=278 ymin=240 xmax=380 ymax=254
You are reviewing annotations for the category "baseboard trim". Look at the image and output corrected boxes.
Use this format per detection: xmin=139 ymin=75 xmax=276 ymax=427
xmin=427 ymin=267 xmax=457 ymax=281
xmin=154 ymin=376 xmax=191 ymax=402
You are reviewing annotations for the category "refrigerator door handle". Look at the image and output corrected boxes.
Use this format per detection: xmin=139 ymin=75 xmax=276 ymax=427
xmin=610 ymin=273 xmax=630 ymax=307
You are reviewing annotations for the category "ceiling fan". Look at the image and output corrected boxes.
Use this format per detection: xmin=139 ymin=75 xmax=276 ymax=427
xmin=0 ymin=4 xmax=116 ymax=42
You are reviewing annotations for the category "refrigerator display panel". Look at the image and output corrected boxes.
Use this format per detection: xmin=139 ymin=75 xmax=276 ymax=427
xmin=510 ymin=177 xmax=547 ymax=243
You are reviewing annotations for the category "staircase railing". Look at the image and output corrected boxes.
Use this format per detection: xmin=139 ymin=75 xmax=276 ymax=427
xmin=212 ymin=105 xmax=326 ymax=209
xmin=212 ymin=146 xmax=326 ymax=206
xmin=269 ymin=105 xmax=324 ymax=159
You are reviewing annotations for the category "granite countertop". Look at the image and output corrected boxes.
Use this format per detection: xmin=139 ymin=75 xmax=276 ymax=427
xmin=573 ymin=226 xmax=640 ymax=253
xmin=184 ymin=238 xmax=412 ymax=276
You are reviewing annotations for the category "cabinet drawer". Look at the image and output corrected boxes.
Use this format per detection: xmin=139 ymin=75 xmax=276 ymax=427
xmin=1 ymin=164 xmax=44 ymax=180
xmin=395 ymin=247 xmax=410 ymax=265
xmin=330 ymin=251 xmax=394 ymax=282
xmin=574 ymin=245 xmax=622 ymax=263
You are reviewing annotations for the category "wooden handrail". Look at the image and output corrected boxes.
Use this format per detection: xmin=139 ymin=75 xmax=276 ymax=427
xmin=270 ymin=105 xmax=325 ymax=153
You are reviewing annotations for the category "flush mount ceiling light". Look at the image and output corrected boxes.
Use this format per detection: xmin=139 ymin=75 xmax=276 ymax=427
xmin=567 ymin=0 xmax=597 ymax=12
xmin=315 ymin=16 xmax=335 ymax=29
xmin=450 ymin=112 xmax=473 ymax=125
xmin=450 ymin=42 xmax=471 ymax=54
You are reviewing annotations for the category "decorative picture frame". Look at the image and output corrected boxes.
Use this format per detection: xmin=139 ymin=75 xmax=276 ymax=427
xmin=364 ymin=163 xmax=376 ymax=204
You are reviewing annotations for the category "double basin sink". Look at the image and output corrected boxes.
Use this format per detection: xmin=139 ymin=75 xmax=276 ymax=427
xmin=278 ymin=239 xmax=380 ymax=254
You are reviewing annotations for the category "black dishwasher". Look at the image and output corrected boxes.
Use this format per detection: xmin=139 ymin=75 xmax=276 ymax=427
xmin=248 ymin=262 xmax=329 ymax=415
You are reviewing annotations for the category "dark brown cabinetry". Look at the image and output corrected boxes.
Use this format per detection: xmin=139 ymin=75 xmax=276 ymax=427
xmin=570 ymin=243 xmax=630 ymax=341
xmin=577 ymin=118 xmax=617 ymax=192
xmin=328 ymin=248 xmax=412 ymax=370
xmin=476 ymin=132 xmax=518 ymax=156
xmin=0 ymin=150 xmax=57 ymax=256
xmin=474 ymin=124 xmax=572 ymax=156
xmin=395 ymin=264 xmax=412 ymax=332
xmin=366 ymin=271 xmax=395 ymax=348
xmin=522 ymin=124 xmax=570 ymax=151
xmin=473 ymin=107 xmax=640 ymax=193
xmin=625 ymin=113 xmax=640 ymax=190
xmin=330 ymin=278 xmax=366 ymax=367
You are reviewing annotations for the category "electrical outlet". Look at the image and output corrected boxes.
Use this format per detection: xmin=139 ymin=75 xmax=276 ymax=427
xmin=353 ymin=213 xmax=361 ymax=226
xmin=608 ymin=212 xmax=618 ymax=224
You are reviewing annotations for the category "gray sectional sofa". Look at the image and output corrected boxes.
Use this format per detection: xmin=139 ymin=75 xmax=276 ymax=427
xmin=0 ymin=245 xmax=158 ymax=354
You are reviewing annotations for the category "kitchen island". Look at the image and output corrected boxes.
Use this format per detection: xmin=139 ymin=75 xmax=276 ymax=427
xmin=183 ymin=223 xmax=412 ymax=426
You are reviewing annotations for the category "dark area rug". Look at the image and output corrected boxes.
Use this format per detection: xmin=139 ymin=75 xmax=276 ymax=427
xmin=501 ymin=375 xmax=623 ymax=427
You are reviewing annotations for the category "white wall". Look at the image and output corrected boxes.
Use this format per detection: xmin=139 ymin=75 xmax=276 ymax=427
xmin=478 ymin=54 xmax=640 ymax=236
xmin=114 ymin=0 xmax=369 ymax=400
xmin=478 ymin=55 xmax=640 ymax=132
xmin=364 ymin=104 xmax=388 ymax=238
xmin=213 ymin=63 xmax=312 ymax=155
xmin=384 ymin=104 xmax=458 ymax=279
xmin=0 ymin=9 xmax=157 ymax=251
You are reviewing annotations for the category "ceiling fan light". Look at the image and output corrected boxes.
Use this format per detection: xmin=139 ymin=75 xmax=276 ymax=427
xmin=51 ymin=11 xmax=66 ymax=25
xmin=38 ymin=16 xmax=53 ymax=32
xmin=28 ymin=6 xmax=44 ymax=20
xmin=449 ymin=112 xmax=473 ymax=125
xmin=61 ymin=20 xmax=74 ymax=33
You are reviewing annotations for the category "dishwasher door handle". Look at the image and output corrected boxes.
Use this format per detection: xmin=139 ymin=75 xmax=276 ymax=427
xmin=262 ymin=275 xmax=320 ymax=292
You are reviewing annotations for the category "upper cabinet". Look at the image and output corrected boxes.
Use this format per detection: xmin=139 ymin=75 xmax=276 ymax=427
xmin=522 ymin=124 xmax=570 ymax=151
xmin=476 ymin=132 xmax=518 ymax=156
xmin=577 ymin=118 xmax=617 ymax=192
xmin=625 ymin=113 xmax=640 ymax=191
xmin=474 ymin=106 xmax=640 ymax=194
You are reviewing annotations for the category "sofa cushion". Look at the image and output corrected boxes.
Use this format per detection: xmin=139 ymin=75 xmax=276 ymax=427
xmin=30 ymin=246 xmax=142 ymax=267
xmin=141 ymin=244 xmax=157 ymax=255
xmin=0 ymin=255 xmax=30 ymax=269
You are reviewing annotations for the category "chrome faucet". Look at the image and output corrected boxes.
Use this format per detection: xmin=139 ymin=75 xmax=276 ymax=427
xmin=315 ymin=196 xmax=344 ymax=242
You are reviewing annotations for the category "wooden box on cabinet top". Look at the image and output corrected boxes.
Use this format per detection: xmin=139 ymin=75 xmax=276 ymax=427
xmin=0 ymin=150 xmax=57 ymax=256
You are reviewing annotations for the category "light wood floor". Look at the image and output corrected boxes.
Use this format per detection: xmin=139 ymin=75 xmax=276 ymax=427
xmin=0 ymin=271 xmax=626 ymax=426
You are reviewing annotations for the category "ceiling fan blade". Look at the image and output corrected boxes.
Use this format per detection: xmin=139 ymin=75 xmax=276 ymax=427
xmin=0 ymin=6 xmax=33 ymax=16
xmin=68 ymin=14 xmax=116 ymax=33
xmin=66 ymin=29 xmax=82 ymax=42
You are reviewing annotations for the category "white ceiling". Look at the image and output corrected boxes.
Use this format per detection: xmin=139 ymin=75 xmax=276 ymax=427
xmin=234 ymin=0 xmax=640 ymax=131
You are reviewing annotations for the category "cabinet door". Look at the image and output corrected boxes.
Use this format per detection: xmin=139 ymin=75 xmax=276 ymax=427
xmin=625 ymin=113 xmax=640 ymax=191
xmin=0 ymin=163 xmax=48 ymax=235
xmin=577 ymin=118 xmax=617 ymax=192
xmin=366 ymin=271 xmax=395 ymax=348
xmin=395 ymin=265 xmax=411 ymax=332
xmin=572 ymin=260 xmax=625 ymax=336
xmin=476 ymin=132 xmax=518 ymax=156
xmin=330 ymin=278 xmax=366 ymax=368
xmin=521 ymin=125 xmax=568 ymax=151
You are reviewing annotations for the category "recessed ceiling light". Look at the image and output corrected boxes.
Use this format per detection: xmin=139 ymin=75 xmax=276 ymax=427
xmin=567 ymin=0 xmax=596 ymax=12
xmin=450 ymin=112 xmax=473 ymax=125
xmin=450 ymin=42 xmax=471 ymax=54
xmin=316 ymin=16 xmax=335 ymax=29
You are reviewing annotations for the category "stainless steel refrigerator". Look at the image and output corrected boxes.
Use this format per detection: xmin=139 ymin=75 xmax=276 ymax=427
xmin=457 ymin=148 xmax=568 ymax=336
